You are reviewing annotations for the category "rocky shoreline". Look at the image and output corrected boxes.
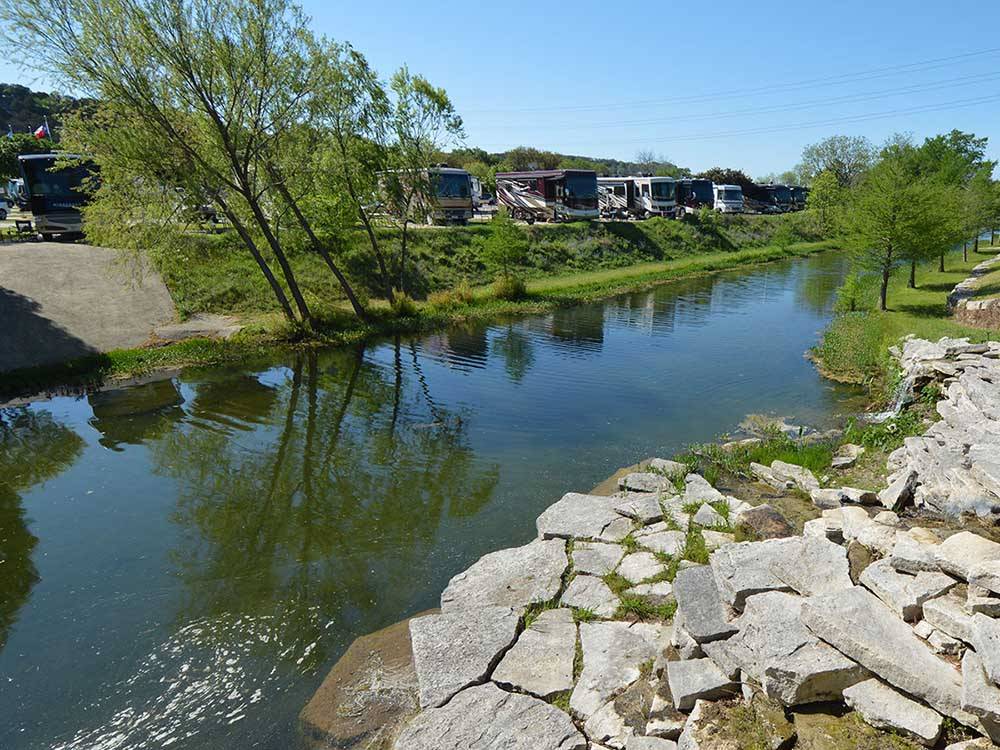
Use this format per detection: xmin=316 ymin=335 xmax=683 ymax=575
xmin=301 ymin=337 xmax=1000 ymax=750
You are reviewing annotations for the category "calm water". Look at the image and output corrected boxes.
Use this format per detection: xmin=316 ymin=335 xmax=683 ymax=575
xmin=1 ymin=252 xmax=859 ymax=749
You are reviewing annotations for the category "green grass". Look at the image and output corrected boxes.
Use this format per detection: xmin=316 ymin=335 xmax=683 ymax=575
xmin=616 ymin=595 xmax=677 ymax=622
xmin=813 ymin=244 xmax=1000 ymax=399
xmin=679 ymin=432 xmax=836 ymax=481
xmin=0 ymin=232 xmax=839 ymax=400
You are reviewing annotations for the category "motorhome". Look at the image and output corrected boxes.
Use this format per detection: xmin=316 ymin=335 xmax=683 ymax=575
xmin=763 ymin=184 xmax=793 ymax=213
xmin=790 ymin=186 xmax=809 ymax=211
xmin=18 ymin=153 xmax=92 ymax=238
xmin=470 ymin=175 xmax=495 ymax=210
xmin=495 ymin=169 xmax=599 ymax=223
xmin=4 ymin=177 xmax=25 ymax=208
xmin=632 ymin=176 xmax=676 ymax=218
xmin=675 ymin=178 xmax=714 ymax=214
xmin=713 ymin=184 xmax=744 ymax=213
xmin=597 ymin=176 xmax=635 ymax=219
xmin=379 ymin=166 xmax=474 ymax=225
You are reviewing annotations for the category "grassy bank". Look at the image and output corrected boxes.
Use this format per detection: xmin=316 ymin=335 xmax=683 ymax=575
xmin=0 ymin=237 xmax=836 ymax=400
xmin=156 ymin=213 xmax=818 ymax=317
xmin=812 ymin=243 xmax=1000 ymax=400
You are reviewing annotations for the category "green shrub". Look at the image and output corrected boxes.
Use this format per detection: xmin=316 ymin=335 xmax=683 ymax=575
xmin=390 ymin=291 xmax=419 ymax=317
xmin=492 ymin=275 xmax=527 ymax=300
xmin=427 ymin=279 xmax=474 ymax=308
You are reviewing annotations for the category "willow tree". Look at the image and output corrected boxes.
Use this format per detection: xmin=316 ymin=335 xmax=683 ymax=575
xmin=0 ymin=0 xmax=366 ymax=324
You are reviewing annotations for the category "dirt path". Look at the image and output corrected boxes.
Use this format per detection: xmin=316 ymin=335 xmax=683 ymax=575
xmin=0 ymin=242 xmax=176 ymax=372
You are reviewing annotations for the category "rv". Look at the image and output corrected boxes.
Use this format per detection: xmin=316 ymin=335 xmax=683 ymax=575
xmin=763 ymin=184 xmax=793 ymax=213
xmin=675 ymin=178 xmax=714 ymax=215
xmin=379 ymin=166 xmax=474 ymax=225
xmin=790 ymin=186 xmax=809 ymax=211
xmin=4 ymin=177 xmax=25 ymax=208
xmin=713 ymin=184 xmax=744 ymax=213
xmin=632 ymin=176 xmax=676 ymax=218
xmin=496 ymin=169 xmax=599 ymax=223
xmin=470 ymin=175 xmax=495 ymax=209
xmin=18 ymin=153 xmax=92 ymax=238
xmin=597 ymin=177 xmax=635 ymax=219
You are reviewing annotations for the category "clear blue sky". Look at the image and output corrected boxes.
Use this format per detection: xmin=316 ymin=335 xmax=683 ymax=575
xmin=4 ymin=0 xmax=1000 ymax=176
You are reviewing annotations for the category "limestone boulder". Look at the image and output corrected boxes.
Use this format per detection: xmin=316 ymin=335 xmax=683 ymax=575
xmin=936 ymin=532 xmax=1000 ymax=581
xmin=537 ymin=493 xmax=626 ymax=541
xmin=733 ymin=504 xmax=794 ymax=540
xmin=627 ymin=581 xmax=674 ymax=606
xmin=617 ymin=492 xmax=666 ymax=524
xmin=843 ymin=678 xmax=943 ymax=746
xmin=710 ymin=539 xmax=798 ymax=609
xmin=961 ymin=651 xmax=1000 ymax=744
xmin=441 ymin=538 xmax=567 ymax=613
xmin=673 ymin=565 xmax=738 ymax=643
xmin=721 ymin=591 xmax=869 ymax=705
xmin=890 ymin=534 xmax=942 ymax=575
xmin=767 ymin=536 xmax=854 ymax=598
xmin=701 ymin=531 xmax=735 ymax=552
xmin=969 ymin=560 xmax=1000 ymax=595
xmin=650 ymin=458 xmax=688 ymax=477
xmin=751 ymin=462 xmax=790 ymax=490
xmin=618 ymin=552 xmax=666 ymax=585
xmin=621 ymin=472 xmax=674 ymax=493
xmin=770 ymin=460 xmax=819 ymax=492
xmin=585 ymin=677 xmax=656 ymax=749
xmin=562 ymin=574 xmax=620 ymax=618
xmin=665 ymin=658 xmax=738 ymax=710
xmin=409 ymin=606 xmax=519 ymax=708
xmin=493 ymin=608 xmax=576 ymax=698
xmin=859 ymin=559 xmax=957 ymax=621
xmin=683 ymin=474 xmax=726 ymax=504
xmin=642 ymin=531 xmax=687 ymax=557
xmin=800 ymin=587 xmax=978 ymax=727
xmin=831 ymin=443 xmax=865 ymax=469
xmin=692 ymin=503 xmax=727 ymax=528
xmin=392 ymin=682 xmax=586 ymax=750
xmin=970 ymin=613 xmax=1000 ymax=685
xmin=924 ymin=591 xmax=976 ymax=643
xmin=570 ymin=621 xmax=666 ymax=719
xmin=573 ymin=541 xmax=626 ymax=576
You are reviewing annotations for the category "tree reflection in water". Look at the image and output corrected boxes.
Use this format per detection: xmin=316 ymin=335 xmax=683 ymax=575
xmin=0 ymin=409 xmax=84 ymax=650
xmin=151 ymin=341 xmax=500 ymax=670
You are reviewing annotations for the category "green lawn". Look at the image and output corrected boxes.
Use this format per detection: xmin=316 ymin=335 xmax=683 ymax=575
xmin=814 ymin=243 xmax=1000 ymax=395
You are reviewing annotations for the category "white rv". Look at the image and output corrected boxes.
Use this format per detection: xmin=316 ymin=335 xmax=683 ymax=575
xmin=631 ymin=176 xmax=676 ymax=218
xmin=713 ymin=184 xmax=744 ymax=213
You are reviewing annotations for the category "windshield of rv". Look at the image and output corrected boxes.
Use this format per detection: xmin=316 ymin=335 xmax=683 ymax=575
xmin=691 ymin=180 xmax=713 ymax=204
xmin=21 ymin=158 xmax=89 ymax=198
xmin=651 ymin=181 xmax=675 ymax=201
xmin=434 ymin=172 xmax=471 ymax=199
xmin=770 ymin=185 xmax=792 ymax=203
xmin=564 ymin=173 xmax=597 ymax=199
xmin=719 ymin=188 xmax=742 ymax=202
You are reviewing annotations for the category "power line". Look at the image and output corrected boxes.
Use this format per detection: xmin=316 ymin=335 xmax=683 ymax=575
xmin=463 ymin=46 xmax=1000 ymax=115
xmin=542 ymin=70 xmax=1000 ymax=132
xmin=481 ymin=92 xmax=1000 ymax=150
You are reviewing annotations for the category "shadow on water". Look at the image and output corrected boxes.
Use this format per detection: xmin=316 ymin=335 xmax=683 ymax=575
xmin=0 ymin=410 xmax=84 ymax=650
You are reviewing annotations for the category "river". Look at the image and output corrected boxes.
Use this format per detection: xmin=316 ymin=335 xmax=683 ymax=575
xmin=0 ymin=251 xmax=861 ymax=749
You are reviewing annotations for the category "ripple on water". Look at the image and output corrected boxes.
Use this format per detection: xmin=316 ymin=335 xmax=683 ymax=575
xmin=50 ymin=610 xmax=328 ymax=750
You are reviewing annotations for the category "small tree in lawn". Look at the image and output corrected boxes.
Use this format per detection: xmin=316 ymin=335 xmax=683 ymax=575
xmin=384 ymin=66 xmax=464 ymax=295
xmin=806 ymin=169 xmax=845 ymax=236
xmin=481 ymin=208 xmax=529 ymax=298
xmin=843 ymin=153 xmax=940 ymax=311
xmin=962 ymin=167 xmax=995 ymax=257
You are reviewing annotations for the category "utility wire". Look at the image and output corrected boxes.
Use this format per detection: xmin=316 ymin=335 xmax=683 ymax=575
xmin=464 ymin=46 xmax=1000 ymax=115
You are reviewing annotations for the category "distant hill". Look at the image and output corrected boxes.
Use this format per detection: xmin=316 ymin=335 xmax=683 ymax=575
xmin=0 ymin=83 xmax=95 ymax=136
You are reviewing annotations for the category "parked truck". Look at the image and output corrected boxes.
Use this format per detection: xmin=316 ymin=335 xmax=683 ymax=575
xmin=496 ymin=169 xmax=599 ymax=223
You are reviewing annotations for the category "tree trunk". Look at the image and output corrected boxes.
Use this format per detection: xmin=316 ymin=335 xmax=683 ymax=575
xmin=266 ymin=165 xmax=368 ymax=319
xmin=244 ymin=195 xmax=313 ymax=326
xmin=939 ymin=253 xmax=945 ymax=272
xmin=880 ymin=268 xmax=890 ymax=311
xmin=215 ymin=195 xmax=296 ymax=323
xmin=908 ymin=260 xmax=916 ymax=289
xmin=399 ymin=218 xmax=410 ymax=296
xmin=975 ymin=234 xmax=980 ymax=252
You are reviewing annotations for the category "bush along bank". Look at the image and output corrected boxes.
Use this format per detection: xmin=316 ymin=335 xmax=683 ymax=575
xmin=301 ymin=340 xmax=1000 ymax=749
xmin=812 ymin=242 xmax=1000 ymax=401
xmin=0 ymin=235 xmax=835 ymax=401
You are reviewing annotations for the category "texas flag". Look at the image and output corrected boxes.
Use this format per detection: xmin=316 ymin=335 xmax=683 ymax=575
xmin=33 ymin=122 xmax=49 ymax=139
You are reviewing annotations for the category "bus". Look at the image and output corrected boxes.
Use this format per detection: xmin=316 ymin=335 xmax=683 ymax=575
xmin=379 ymin=166 xmax=473 ymax=225
xmin=18 ymin=153 xmax=92 ymax=238
xmin=496 ymin=169 xmax=599 ymax=223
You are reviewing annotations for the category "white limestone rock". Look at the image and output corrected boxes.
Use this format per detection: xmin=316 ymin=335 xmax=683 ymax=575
xmin=493 ymin=608 xmax=576 ymax=698
xmin=770 ymin=460 xmax=820 ymax=492
xmin=924 ymin=591 xmax=976 ymax=643
xmin=969 ymin=560 xmax=1000 ymax=596
xmin=890 ymin=533 xmax=942 ymax=574
xmin=701 ymin=531 xmax=734 ymax=552
xmin=831 ymin=443 xmax=865 ymax=469
xmin=859 ymin=559 xmax=957 ymax=621
xmin=649 ymin=458 xmax=688 ymax=477
xmin=537 ymin=493 xmax=625 ymax=541
xmin=665 ymin=658 xmax=738 ymax=710
xmin=620 ymin=472 xmax=674 ymax=493
xmin=970 ymin=613 xmax=1000 ymax=685
xmin=803 ymin=517 xmax=844 ymax=545
xmin=692 ymin=503 xmax=726 ymax=528
xmin=673 ymin=565 xmax=737 ymax=643
xmin=843 ymin=678 xmax=944 ymax=746
xmin=709 ymin=538 xmax=797 ymax=610
xmin=627 ymin=581 xmax=674 ymax=606
xmin=961 ymin=650 xmax=1000 ymax=744
xmin=682 ymin=473 xmax=726 ymax=504
xmin=618 ymin=552 xmax=665 ymax=585
xmin=616 ymin=492 xmax=665 ymax=524
xmin=723 ymin=591 xmax=869 ymax=705
xmin=570 ymin=621 xmax=666 ymax=719
xmin=767 ymin=535 xmax=854 ymax=598
xmin=562 ymin=574 xmax=620 ymax=619
xmin=936 ymin=532 xmax=1000 ymax=581
xmin=641 ymin=531 xmax=687 ymax=557
xmin=573 ymin=541 xmax=626 ymax=576
xmin=392 ymin=682 xmax=586 ymax=750
xmin=800 ymin=587 xmax=979 ymax=728
xmin=409 ymin=607 xmax=520 ymax=708
xmin=441 ymin=538 xmax=567 ymax=613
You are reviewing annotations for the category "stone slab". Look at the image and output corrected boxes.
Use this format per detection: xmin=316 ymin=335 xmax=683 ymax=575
xmin=573 ymin=541 xmax=626 ymax=576
xmin=537 ymin=493 xmax=623 ymax=541
xmin=710 ymin=538 xmax=797 ymax=609
xmin=971 ymin=613 xmax=1000 ymax=685
xmin=936 ymin=532 xmax=1000 ymax=581
xmin=493 ymin=608 xmax=576 ymax=698
xmin=859 ymin=559 xmax=957 ymax=621
xmin=665 ymin=658 xmax=738 ymax=710
xmin=843 ymin=678 xmax=943 ymax=746
xmin=618 ymin=552 xmax=665 ymax=585
xmin=673 ymin=565 xmax=737 ymax=644
xmin=562 ymin=574 xmax=620 ymax=618
xmin=616 ymin=492 xmax=666 ymax=524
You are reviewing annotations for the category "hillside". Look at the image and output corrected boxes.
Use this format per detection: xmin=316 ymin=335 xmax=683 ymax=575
xmin=0 ymin=83 xmax=93 ymax=135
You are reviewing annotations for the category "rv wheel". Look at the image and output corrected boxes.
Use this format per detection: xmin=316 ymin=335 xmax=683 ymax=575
xmin=41 ymin=233 xmax=54 ymax=241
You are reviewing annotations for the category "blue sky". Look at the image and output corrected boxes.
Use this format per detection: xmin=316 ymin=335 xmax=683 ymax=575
xmin=5 ymin=0 xmax=1000 ymax=176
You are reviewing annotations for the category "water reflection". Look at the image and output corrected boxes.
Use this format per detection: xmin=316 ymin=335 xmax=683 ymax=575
xmin=88 ymin=378 xmax=185 ymax=450
xmin=0 ymin=410 xmax=84 ymax=649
